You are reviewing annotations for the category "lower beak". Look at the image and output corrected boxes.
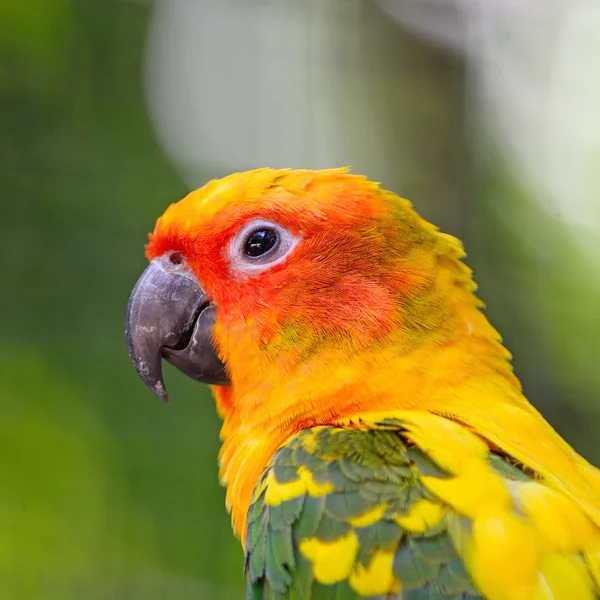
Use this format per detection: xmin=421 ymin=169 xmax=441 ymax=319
xmin=125 ymin=254 xmax=230 ymax=402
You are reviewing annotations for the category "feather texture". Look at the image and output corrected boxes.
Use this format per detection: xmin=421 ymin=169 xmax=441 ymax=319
xmin=246 ymin=416 xmax=600 ymax=600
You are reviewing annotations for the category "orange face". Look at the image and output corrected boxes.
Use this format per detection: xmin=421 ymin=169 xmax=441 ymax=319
xmin=144 ymin=169 xmax=450 ymax=392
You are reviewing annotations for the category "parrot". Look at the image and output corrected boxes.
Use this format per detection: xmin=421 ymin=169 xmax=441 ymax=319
xmin=125 ymin=168 xmax=600 ymax=600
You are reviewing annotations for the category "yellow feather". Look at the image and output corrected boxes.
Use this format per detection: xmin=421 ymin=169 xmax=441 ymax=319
xmin=584 ymin=549 xmax=600 ymax=591
xmin=348 ymin=550 xmax=398 ymax=596
xmin=348 ymin=504 xmax=388 ymax=528
xmin=263 ymin=473 xmax=306 ymax=506
xmin=264 ymin=466 xmax=334 ymax=506
xmin=422 ymin=465 xmax=512 ymax=520
xmin=469 ymin=513 xmax=540 ymax=600
xmin=398 ymin=411 xmax=489 ymax=474
xmin=533 ymin=554 xmax=595 ymax=600
xmin=393 ymin=499 xmax=444 ymax=532
xmin=299 ymin=532 xmax=359 ymax=584
xmin=514 ymin=481 xmax=600 ymax=552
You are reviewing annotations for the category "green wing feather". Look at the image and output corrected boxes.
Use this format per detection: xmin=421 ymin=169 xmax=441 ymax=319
xmin=245 ymin=423 xmax=489 ymax=600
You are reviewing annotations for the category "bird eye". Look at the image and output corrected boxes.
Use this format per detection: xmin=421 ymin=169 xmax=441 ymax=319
xmin=229 ymin=218 xmax=300 ymax=275
xmin=245 ymin=228 xmax=279 ymax=258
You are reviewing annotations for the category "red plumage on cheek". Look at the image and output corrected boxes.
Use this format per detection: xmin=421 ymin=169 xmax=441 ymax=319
xmin=145 ymin=208 xmax=401 ymax=353
xmin=213 ymin=227 xmax=399 ymax=345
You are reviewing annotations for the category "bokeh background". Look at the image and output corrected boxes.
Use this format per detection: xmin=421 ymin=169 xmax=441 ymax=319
xmin=2 ymin=1 xmax=599 ymax=598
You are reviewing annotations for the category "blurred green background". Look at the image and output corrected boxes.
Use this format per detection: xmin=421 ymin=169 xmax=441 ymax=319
xmin=1 ymin=1 xmax=599 ymax=598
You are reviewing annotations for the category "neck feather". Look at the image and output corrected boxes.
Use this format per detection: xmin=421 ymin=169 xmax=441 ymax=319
xmin=214 ymin=268 xmax=527 ymax=540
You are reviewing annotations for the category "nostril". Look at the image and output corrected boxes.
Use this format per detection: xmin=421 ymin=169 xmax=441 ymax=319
xmin=169 ymin=252 xmax=184 ymax=265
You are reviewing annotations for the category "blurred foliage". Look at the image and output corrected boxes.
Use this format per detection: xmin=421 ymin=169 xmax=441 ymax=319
xmin=473 ymin=157 xmax=600 ymax=460
xmin=1 ymin=0 xmax=598 ymax=599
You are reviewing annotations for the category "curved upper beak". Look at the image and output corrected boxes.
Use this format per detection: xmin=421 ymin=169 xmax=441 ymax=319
xmin=125 ymin=254 xmax=230 ymax=402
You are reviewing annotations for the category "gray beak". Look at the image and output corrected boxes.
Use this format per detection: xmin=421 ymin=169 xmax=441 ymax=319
xmin=125 ymin=254 xmax=229 ymax=402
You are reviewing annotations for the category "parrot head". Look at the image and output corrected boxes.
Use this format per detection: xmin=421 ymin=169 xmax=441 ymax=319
xmin=125 ymin=167 xmax=519 ymax=534
xmin=126 ymin=168 xmax=487 ymax=398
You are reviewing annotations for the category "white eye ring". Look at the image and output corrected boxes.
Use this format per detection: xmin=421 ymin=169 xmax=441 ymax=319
xmin=228 ymin=218 xmax=300 ymax=275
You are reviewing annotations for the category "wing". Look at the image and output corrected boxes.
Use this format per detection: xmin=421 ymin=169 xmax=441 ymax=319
xmin=245 ymin=413 xmax=600 ymax=600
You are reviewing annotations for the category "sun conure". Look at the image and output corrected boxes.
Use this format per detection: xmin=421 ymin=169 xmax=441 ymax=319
xmin=125 ymin=168 xmax=600 ymax=600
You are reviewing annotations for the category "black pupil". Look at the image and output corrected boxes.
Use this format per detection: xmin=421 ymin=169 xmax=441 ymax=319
xmin=245 ymin=228 xmax=278 ymax=258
